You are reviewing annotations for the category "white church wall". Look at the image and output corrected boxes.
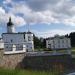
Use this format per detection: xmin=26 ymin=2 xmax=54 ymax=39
xmin=26 ymin=34 xmax=33 ymax=42
xmin=4 ymin=44 xmax=26 ymax=54
xmin=2 ymin=33 xmax=24 ymax=44
xmin=7 ymin=25 xmax=15 ymax=33
xmin=0 ymin=39 xmax=4 ymax=49
xmin=2 ymin=32 xmax=34 ymax=54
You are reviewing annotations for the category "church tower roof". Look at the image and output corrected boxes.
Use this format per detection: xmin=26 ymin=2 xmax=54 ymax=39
xmin=7 ymin=17 xmax=13 ymax=26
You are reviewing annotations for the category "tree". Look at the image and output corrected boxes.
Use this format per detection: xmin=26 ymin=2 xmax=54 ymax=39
xmin=33 ymin=34 xmax=42 ymax=49
xmin=33 ymin=35 xmax=46 ymax=49
xmin=69 ymin=32 xmax=75 ymax=47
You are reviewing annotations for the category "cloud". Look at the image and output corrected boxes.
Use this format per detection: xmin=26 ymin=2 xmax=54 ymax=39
xmin=33 ymin=29 xmax=75 ymax=38
xmin=0 ymin=6 xmax=26 ymax=26
xmin=63 ymin=16 xmax=75 ymax=26
xmin=9 ymin=3 xmax=59 ymax=24
xmin=0 ymin=7 xmax=5 ymax=14
xmin=0 ymin=0 xmax=75 ymax=37
xmin=3 ymin=0 xmax=12 ymax=4
xmin=25 ymin=0 xmax=60 ymax=11
xmin=11 ymin=16 xmax=26 ymax=26
xmin=2 ymin=0 xmax=75 ymax=26
xmin=1 ymin=0 xmax=75 ymax=27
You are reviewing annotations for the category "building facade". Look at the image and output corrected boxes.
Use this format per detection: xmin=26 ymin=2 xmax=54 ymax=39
xmin=0 ymin=38 xmax=4 ymax=49
xmin=46 ymin=35 xmax=71 ymax=50
xmin=2 ymin=17 xmax=34 ymax=54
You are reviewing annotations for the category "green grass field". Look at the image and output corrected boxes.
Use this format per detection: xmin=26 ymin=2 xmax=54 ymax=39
xmin=0 ymin=69 xmax=63 ymax=75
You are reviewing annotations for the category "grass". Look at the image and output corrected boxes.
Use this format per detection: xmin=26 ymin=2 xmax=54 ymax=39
xmin=71 ymin=48 xmax=75 ymax=54
xmin=0 ymin=69 xmax=63 ymax=75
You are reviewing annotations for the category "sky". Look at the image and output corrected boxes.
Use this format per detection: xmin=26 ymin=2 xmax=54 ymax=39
xmin=0 ymin=0 xmax=75 ymax=38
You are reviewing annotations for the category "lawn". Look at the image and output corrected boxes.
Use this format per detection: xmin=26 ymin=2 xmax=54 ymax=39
xmin=71 ymin=48 xmax=75 ymax=55
xmin=0 ymin=69 xmax=63 ymax=75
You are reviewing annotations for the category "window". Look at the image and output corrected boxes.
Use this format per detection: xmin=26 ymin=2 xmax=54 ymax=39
xmin=24 ymin=34 xmax=25 ymax=39
xmin=58 ymin=40 xmax=60 ymax=48
xmin=48 ymin=44 xmax=51 ymax=48
xmin=4 ymin=44 xmax=26 ymax=54
xmin=62 ymin=39 xmax=64 ymax=48
xmin=16 ymin=44 xmax=23 ymax=51
xmin=11 ymin=39 xmax=13 ymax=42
xmin=5 ymin=44 xmax=12 ymax=51
xmin=28 ymin=36 xmax=31 ymax=41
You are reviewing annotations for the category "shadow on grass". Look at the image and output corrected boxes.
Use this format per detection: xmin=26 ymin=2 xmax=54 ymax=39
xmin=15 ymin=54 xmax=74 ymax=75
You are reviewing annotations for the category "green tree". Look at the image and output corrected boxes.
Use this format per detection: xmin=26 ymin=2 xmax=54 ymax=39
xmin=69 ymin=32 xmax=75 ymax=47
xmin=33 ymin=35 xmax=46 ymax=50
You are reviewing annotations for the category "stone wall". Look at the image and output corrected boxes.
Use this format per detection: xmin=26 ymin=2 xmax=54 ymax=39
xmin=0 ymin=49 xmax=72 ymax=71
xmin=21 ymin=54 xmax=72 ymax=71
xmin=0 ymin=49 xmax=26 ymax=69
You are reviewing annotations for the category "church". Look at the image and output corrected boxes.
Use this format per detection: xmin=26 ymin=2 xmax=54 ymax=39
xmin=2 ymin=17 xmax=34 ymax=54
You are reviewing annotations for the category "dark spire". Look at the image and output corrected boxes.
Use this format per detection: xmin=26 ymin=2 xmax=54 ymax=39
xmin=9 ymin=17 xmax=11 ymax=22
xmin=7 ymin=17 xmax=13 ymax=26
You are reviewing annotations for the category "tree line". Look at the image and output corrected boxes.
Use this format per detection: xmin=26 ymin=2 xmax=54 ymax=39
xmin=34 ymin=32 xmax=75 ymax=49
xmin=65 ymin=32 xmax=75 ymax=47
xmin=33 ymin=35 xmax=46 ymax=49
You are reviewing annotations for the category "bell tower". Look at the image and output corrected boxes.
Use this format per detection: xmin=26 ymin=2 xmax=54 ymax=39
xmin=7 ymin=17 xmax=15 ymax=33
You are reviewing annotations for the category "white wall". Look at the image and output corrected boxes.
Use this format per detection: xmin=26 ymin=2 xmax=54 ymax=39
xmin=2 ymin=33 xmax=34 ymax=53
xmin=46 ymin=37 xmax=71 ymax=50
xmin=26 ymin=33 xmax=33 ymax=42
xmin=7 ymin=25 xmax=15 ymax=33
xmin=0 ymin=39 xmax=4 ymax=49
xmin=2 ymin=34 xmax=24 ymax=44
xmin=25 ymin=33 xmax=34 ymax=51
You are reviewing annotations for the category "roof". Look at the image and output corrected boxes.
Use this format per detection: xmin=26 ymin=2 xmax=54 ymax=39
xmin=26 ymin=31 xmax=33 ymax=34
xmin=2 ymin=32 xmax=33 ymax=35
xmin=46 ymin=36 xmax=70 ymax=40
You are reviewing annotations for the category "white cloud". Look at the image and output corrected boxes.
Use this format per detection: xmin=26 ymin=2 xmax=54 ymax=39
xmin=33 ymin=29 xmax=75 ymax=38
xmin=63 ymin=16 xmax=75 ymax=26
xmin=3 ymin=0 xmax=75 ymax=26
xmin=11 ymin=16 xmax=26 ymax=26
xmin=3 ymin=0 xmax=12 ymax=4
xmin=9 ymin=4 xmax=59 ymax=24
xmin=0 ymin=7 xmax=5 ymax=14
xmin=0 ymin=7 xmax=26 ymax=26
xmin=0 ymin=0 xmax=75 ymax=37
xmin=1 ymin=0 xmax=75 ymax=27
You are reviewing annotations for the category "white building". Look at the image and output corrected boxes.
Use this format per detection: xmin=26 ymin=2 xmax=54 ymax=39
xmin=2 ymin=17 xmax=34 ymax=54
xmin=0 ymin=38 xmax=4 ymax=49
xmin=46 ymin=35 xmax=71 ymax=50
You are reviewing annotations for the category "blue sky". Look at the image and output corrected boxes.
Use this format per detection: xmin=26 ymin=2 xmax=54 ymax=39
xmin=0 ymin=0 xmax=75 ymax=38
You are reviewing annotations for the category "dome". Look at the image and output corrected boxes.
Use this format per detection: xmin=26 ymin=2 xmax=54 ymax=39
xmin=7 ymin=17 xmax=13 ymax=26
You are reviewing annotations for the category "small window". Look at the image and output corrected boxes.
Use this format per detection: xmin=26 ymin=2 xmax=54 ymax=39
xmin=28 ymin=36 xmax=31 ymax=41
xmin=16 ymin=44 xmax=23 ymax=51
xmin=11 ymin=39 xmax=13 ymax=42
xmin=30 ymin=47 xmax=32 ymax=49
xmin=6 ymin=46 xmax=8 ymax=48
xmin=24 ymin=35 xmax=25 ymax=39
